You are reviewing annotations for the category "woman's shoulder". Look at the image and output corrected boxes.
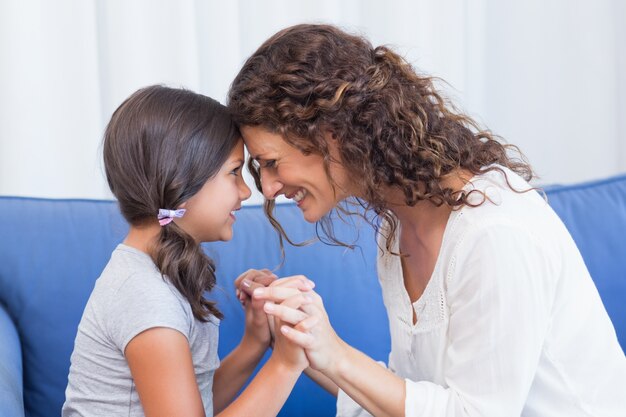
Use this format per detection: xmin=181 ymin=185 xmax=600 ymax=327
xmin=439 ymin=166 xmax=564 ymax=266
xmin=455 ymin=166 xmax=549 ymax=230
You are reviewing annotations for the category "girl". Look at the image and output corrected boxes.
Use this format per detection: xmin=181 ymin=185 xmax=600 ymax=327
xmin=63 ymin=85 xmax=311 ymax=417
xmin=230 ymin=24 xmax=626 ymax=417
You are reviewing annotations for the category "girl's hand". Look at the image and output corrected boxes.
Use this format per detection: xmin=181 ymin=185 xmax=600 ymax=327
xmin=235 ymin=269 xmax=277 ymax=350
xmin=240 ymin=274 xmax=316 ymax=345
xmin=235 ymin=268 xmax=276 ymax=305
xmin=254 ymin=289 xmax=346 ymax=375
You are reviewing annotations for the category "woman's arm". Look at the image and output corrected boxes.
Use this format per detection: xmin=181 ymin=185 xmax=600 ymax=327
xmin=258 ymin=223 xmax=554 ymax=417
xmin=256 ymin=288 xmax=405 ymax=417
xmin=304 ymin=366 xmax=338 ymax=396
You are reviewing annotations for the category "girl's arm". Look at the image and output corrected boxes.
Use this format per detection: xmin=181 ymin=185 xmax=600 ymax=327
xmin=212 ymin=337 xmax=267 ymax=414
xmin=213 ymin=272 xmax=316 ymax=414
xmin=215 ymin=294 xmax=310 ymax=417
xmin=235 ymin=269 xmax=338 ymax=397
xmin=126 ymin=309 xmax=307 ymax=417
xmin=215 ymin=355 xmax=302 ymax=417
xmin=213 ymin=270 xmax=276 ymax=412
xmin=255 ymin=288 xmax=405 ymax=417
xmin=126 ymin=327 xmax=206 ymax=417
xmin=238 ymin=275 xmax=340 ymax=397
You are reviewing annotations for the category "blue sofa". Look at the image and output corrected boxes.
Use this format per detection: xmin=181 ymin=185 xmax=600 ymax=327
xmin=1 ymin=174 xmax=625 ymax=417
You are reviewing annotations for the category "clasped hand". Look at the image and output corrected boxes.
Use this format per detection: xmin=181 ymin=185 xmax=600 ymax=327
xmin=235 ymin=271 xmax=344 ymax=375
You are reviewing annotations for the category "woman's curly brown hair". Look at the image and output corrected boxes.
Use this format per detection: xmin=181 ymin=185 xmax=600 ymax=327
xmin=228 ymin=24 xmax=534 ymax=252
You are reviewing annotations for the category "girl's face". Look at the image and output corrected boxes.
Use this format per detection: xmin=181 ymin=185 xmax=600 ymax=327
xmin=178 ymin=139 xmax=251 ymax=242
xmin=241 ymin=126 xmax=351 ymax=223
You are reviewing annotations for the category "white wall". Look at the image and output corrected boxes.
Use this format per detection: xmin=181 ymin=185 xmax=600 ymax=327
xmin=0 ymin=0 xmax=624 ymax=204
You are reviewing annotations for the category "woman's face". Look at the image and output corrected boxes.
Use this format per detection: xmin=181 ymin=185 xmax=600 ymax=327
xmin=241 ymin=125 xmax=351 ymax=223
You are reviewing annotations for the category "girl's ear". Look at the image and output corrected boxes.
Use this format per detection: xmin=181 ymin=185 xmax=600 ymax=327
xmin=178 ymin=201 xmax=187 ymax=209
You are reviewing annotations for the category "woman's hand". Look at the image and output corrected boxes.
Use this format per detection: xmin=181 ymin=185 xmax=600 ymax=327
xmin=237 ymin=273 xmax=316 ymax=347
xmin=253 ymin=286 xmax=347 ymax=376
xmin=268 ymin=293 xmax=312 ymax=372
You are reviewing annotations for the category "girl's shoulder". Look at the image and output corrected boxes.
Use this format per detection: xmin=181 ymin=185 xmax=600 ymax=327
xmin=92 ymin=244 xmax=193 ymax=326
xmin=85 ymin=245 xmax=197 ymax=351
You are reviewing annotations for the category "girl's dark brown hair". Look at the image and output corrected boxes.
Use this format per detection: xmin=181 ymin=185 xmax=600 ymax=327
xmin=104 ymin=85 xmax=240 ymax=321
xmin=228 ymin=24 xmax=534 ymax=251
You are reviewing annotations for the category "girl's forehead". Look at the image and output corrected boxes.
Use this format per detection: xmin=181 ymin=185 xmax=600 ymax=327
xmin=224 ymin=138 xmax=245 ymax=159
xmin=231 ymin=138 xmax=245 ymax=153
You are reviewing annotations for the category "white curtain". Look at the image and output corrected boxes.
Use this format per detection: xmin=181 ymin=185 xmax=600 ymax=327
xmin=1 ymin=0 xmax=624 ymax=203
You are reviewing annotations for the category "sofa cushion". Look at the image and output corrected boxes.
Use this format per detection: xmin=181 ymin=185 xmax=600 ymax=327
xmin=1 ymin=171 xmax=625 ymax=416
xmin=544 ymin=174 xmax=626 ymax=349
xmin=0 ymin=304 xmax=24 ymax=417
xmin=0 ymin=197 xmax=387 ymax=417
xmin=0 ymin=198 xmax=129 ymax=417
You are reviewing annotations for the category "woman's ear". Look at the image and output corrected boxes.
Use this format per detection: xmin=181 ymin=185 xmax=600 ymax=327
xmin=325 ymin=132 xmax=343 ymax=165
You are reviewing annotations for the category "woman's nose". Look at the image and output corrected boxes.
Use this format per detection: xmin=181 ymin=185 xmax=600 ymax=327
xmin=260 ymin=171 xmax=282 ymax=200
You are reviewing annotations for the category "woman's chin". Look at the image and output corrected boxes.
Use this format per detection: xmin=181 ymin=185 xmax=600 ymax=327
xmin=300 ymin=203 xmax=332 ymax=223
xmin=301 ymin=210 xmax=320 ymax=223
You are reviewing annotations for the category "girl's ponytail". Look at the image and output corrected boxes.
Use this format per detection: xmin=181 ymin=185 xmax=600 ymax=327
xmin=104 ymin=85 xmax=240 ymax=322
xmin=152 ymin=223 xmax=222 ymax=321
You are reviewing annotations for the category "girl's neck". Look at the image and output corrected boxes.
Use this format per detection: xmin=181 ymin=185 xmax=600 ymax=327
xmin=123 ymin=223 xmax=161 ymax=255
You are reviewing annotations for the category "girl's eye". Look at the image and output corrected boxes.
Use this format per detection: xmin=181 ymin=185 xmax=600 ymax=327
xmin=230 ymin=166 xmax=242 ymax=176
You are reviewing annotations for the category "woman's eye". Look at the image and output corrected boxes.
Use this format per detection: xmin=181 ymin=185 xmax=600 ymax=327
xmin=263 ymin=159 xmax=277 ymax=169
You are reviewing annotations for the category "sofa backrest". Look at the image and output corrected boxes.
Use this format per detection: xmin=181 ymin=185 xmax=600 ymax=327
xmin=544 ymin=175 xmax=626 ymax=349
xmin=0 ymin=197 xmax=386 ymax=417
xmin=1 ymin=173 xmax=625 ymax=417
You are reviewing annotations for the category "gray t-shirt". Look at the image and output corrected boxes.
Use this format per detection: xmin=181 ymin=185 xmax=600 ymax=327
xmin=63 ymin=244 xmax=220 ymax=416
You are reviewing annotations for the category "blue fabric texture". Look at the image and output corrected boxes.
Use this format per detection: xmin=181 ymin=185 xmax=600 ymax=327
xmin=544 ymin=174 xmax=626 ymax=349
xmin=0 ymin=304 xmax=25 ymax=417
xmin=0 ymin=173 xmax=624 ymax=417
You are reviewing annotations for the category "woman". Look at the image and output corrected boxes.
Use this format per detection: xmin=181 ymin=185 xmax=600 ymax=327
xmin=229 ymin=24 xmax=626 ymax=417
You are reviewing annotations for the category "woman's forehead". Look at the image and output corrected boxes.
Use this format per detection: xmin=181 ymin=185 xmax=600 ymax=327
xmin=241 ymin=126 xmax=286 ymax=156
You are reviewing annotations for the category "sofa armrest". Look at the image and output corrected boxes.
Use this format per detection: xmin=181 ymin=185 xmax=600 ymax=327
xmin=0 ymin=303 xmax=24 ymax=417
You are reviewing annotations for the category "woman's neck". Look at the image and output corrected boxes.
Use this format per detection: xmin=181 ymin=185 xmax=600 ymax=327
xmin=383 ymin=169 xmax=472 ymax=243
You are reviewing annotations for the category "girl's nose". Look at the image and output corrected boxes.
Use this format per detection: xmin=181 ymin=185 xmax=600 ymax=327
xmin=240 ymin=179 xmax=252 ymax=201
